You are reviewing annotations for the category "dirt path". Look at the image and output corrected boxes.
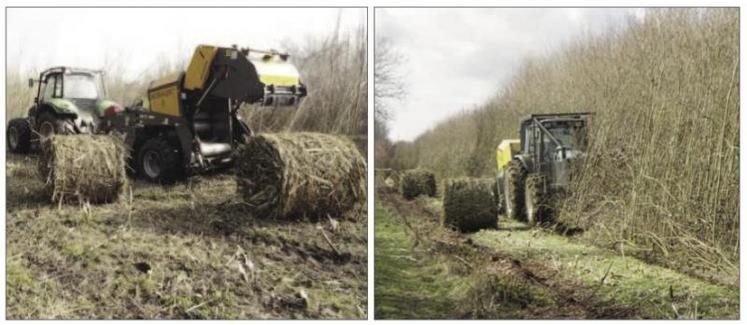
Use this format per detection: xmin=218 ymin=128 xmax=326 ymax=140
xmin=374 ymin=192 xmax=738 ymax=319
xmin=374 ymin=203 xmax=462 ymax=319
xmin=6 ymin=154 xmax=367 ymax=319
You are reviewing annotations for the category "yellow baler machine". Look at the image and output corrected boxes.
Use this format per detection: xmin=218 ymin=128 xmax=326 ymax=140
xmin=496 ymin=139 xmax=520 ymax=175
xmin=146 ymin=45 xmax=306 ymax=117
xmin=104 ymin=44 xmax=307 ymax=183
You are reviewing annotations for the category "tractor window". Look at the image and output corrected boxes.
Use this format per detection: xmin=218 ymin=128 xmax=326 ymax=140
xmin=542 ymin=132 xmax=557 ymax=161
xmin=545 ymin=122 xmax=587 ymax=150
xmin=42 ymin=74 xmax=62 ymax=100
xmin=64 ymin=74 xmax=99 ymax=99
xmin=524 ymin=124 xmax=536 ymax=157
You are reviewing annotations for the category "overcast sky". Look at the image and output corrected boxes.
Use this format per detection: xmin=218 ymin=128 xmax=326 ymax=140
xmin=377 ymin=8 xmax=645 ymax=141
xmin=7 ymin=7 xmax=365 ymax=80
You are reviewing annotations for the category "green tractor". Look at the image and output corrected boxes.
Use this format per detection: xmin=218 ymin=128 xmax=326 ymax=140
xmin=7 ymin=67 xmax=122 ymax=153
xmin=496 ymin=112 xmax=591 ymax=225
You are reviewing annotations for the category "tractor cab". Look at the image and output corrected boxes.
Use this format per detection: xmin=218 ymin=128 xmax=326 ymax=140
xmin=7 ymin=66 xmax=123 ymax=155
xmin=517 ymin=112 xmax=591 ymax=189
xmin=29 ymin=67 xmax=121 ymax=135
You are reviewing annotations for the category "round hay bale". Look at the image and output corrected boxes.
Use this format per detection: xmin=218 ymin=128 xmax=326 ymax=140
xmin=442 ymin=177 xmax=498 ymax=232
xmin=400 ymin=168 xmax=436 ymax=200
xmin=387 ymin=170 xmax=402 ymax=189
xmin=375 ymin=169 xmax=402 ymax=193
xmin=235 ymin=132 xmax=366 ymax=219
xmin=38 ymin=134 xmax=127 ymax=204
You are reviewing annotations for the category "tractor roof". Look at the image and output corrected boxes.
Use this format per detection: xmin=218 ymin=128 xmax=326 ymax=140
xmin=520 ymin=112 xmax=592 ymax=126
xmin=40 ymin=66 xmax=103 ymax=76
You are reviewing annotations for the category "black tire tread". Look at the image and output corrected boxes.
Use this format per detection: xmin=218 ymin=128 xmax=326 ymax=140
xmin=525 ymin=173 xmax=548 ymax=226
xmin=504 ymin=160 xmax=526 ymax=220
xmin=7 ymin=118 xmax=31 ymax=154
xmin=137 ymin=137 xmax=184 ymax=184
xmin=38 ymin=112 xmax=75 ymax=135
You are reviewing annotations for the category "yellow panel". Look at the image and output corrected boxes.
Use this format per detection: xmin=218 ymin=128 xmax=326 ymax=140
xmin=184 ymin=45 xmax=218 ymax=90
xmin=149 ymin=83 xmax=181 ymax=117
xmin=258 ymin=74 xmax=300 ymax=86
xmin=150 ymin=73 xmax=181 ymax=91
xmin=496 ymin=139 xmax=520 ymax=173
xmin=250 ymin=54 xmax=301 ymax=87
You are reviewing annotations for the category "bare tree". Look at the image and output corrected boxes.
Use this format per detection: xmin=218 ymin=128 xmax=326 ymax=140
xmin=374 ymin=37 xmax=407 ymax=167
xmin=374 ymin=37 xmax=406 ymax=125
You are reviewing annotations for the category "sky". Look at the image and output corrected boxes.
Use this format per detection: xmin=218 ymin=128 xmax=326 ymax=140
xmin=7 ymin=7 xmax=365 ymax=80
xmin=376 ymin=8 xmax=645 ymax=141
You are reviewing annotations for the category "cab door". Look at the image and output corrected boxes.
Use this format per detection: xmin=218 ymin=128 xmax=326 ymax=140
xmin=539 ymin=127 xmax=557 ymax=176
xmin=40 ymin=73 xmax=62 ymax=103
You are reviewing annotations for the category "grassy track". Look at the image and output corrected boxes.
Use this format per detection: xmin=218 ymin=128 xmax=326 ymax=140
xmin=374 ymin=195 xmax=602 ymax=319
xmin=6 ymin=154 xmax=367 ymax=319
xmin=374 ymin=204 xmax=466 ymax=319
xmin=375 ymin=192 xmax=738 ymax=319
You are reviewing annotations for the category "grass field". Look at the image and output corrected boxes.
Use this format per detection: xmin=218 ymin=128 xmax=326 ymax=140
xmin=6 ymin=154 xmax=367 ymax=319
xmin=374 ymin=191 xmax=738 ymax=319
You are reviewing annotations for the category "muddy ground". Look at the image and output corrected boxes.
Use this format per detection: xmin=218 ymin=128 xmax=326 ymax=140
xmin=6 ymin=154 xmax=367 ymax=319
xmin=374 ymin=191 xmax=738 ymax=320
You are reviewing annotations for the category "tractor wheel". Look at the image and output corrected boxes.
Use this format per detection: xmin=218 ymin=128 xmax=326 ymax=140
xmin=504 ymin=160 xmax=526 ymax=220
xmin=37 ymin=112 xmax=74 ymax=145
xmin=136 ymin=137 xmax=184 ymax=184
xmin=7 ymin=118 xmax=31 ymax=154
xmin=524 ymin=173 xmax=548 ymax=226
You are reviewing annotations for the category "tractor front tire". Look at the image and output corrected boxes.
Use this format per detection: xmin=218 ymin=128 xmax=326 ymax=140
xmin=504 ymin=160 xmax=526 ymax=220
xmin=7 ymin=118 xmax=31 ymax=154
xmin=525 ymin=173 xmax=548 ymax=226
xmin=37 ymin=112 xmax=74 ymax=145
xmin=137 ymin=137 xmax=184 ymax=184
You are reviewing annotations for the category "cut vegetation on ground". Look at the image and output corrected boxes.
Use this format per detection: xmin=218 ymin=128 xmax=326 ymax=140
xmin=7 ymin=154 xmax=367 ymax=319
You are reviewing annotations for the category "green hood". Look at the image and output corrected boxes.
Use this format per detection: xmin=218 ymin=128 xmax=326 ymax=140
xmin=45 ymin=98 xmax=80 ymax=115
xmin=46 ymin=98 xmax=120 ymax=117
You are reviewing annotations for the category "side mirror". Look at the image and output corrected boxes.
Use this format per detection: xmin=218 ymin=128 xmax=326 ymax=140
xmin=28 ymin=78 xmax=34 ymax=88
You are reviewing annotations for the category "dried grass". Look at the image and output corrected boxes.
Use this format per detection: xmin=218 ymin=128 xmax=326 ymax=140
xmin=242 ymin=24 xmax=368 ymax=155
xmin=400 ymin=169 xmax=436 ymax=200
xmin=375 ymin=168 xmax=401 ymax=193
xmin=235 ymin=132 xmax=366 ymax=219
xmin=38 ymin=135 xmax=127 ymax=204
xmin=442 ymin=178 xmax=498 ymax=232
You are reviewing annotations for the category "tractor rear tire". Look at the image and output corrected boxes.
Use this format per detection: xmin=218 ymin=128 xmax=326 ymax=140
xmin=7 ymin=118 xmax=31 ymax=154
xmin=136 ymin=137 xmax=184 ymax=184
xmin=504 ymin=160 xmax=526 ymax=220
xmin=525 ymin=173 xmax=548 ymax=226
xmin=37 ymin=112 xmax=74 ymax=145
